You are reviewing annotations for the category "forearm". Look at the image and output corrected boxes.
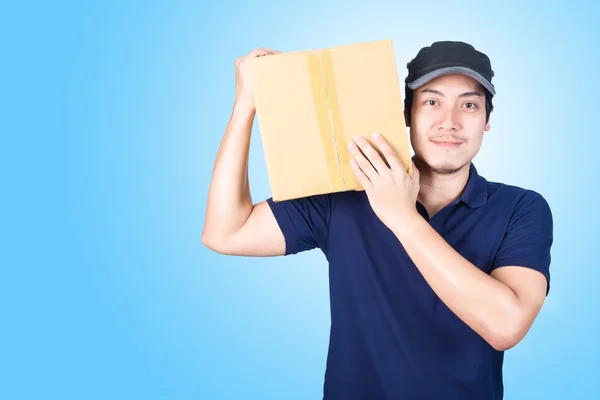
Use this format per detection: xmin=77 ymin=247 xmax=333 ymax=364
xmin=203 ymin=101 xmax=256 ymax=243
xmin=392 ymin=213 xmax=524 ymax=350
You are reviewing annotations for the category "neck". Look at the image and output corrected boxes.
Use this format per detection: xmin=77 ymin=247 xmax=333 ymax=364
xmin=414 ymin=157 xmax=471 ymax=218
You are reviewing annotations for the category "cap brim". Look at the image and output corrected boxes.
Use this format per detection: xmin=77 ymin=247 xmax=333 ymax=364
xmin=407 ymin=66 xmax=496 ymax=96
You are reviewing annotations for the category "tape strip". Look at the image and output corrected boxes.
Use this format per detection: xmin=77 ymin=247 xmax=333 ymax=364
xmin=307 ymin=50 xmax=351 ymax=192
xmin=320 ymin=50 xmax=354 ymax=190
xmin=307 ymin=52 xmax=344 ymax=192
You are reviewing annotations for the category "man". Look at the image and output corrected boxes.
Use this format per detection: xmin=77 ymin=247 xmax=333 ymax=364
xmin=202 ymin=41 xmax=553 ymax=399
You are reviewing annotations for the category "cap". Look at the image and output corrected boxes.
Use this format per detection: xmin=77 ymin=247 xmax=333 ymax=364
xmin=405 ymin=41 xmax=495 ymax=96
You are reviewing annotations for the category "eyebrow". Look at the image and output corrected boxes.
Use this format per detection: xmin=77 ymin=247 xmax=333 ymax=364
xmin=419 ymin=88 xmax=484 ymax=98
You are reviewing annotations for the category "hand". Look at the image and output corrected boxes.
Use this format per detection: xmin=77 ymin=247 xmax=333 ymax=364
xmin=347 ymin=132 xmax=421 ymax=232
xmin=234 ymin=47 xmax=281 ymax=112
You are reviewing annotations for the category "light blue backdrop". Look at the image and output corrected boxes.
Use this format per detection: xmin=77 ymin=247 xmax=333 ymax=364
xmin=2 ymin=0 xmax=598 ymax=399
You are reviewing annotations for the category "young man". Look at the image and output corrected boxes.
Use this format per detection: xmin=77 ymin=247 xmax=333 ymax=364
xmin=202 ymin=41 xmax=553 ymax=399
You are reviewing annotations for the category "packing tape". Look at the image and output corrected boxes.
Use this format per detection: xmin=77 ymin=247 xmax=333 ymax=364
xmin=307 ymin=50 xmax=351 ymax=192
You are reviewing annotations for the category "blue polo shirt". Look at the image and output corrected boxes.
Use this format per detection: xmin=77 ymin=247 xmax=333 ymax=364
xmin=266 ymin=162 xmax=553 ymax=400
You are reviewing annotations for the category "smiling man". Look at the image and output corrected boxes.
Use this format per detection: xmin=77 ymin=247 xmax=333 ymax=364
xmin=202 ymin=40 xmax=554 ymax=400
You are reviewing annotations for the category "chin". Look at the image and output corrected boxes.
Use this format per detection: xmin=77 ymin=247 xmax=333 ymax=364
xmin=429 ymin=162 xmax=463 ymax=175
xmin=416 ymin=154 xmax=469 ymax=175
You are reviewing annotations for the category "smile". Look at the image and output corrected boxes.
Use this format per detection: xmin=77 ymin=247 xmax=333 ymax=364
xmin=432 ymin=140 xmax=463 ymax=148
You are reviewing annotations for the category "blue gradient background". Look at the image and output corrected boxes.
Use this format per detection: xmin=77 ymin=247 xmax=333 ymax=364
xmin=2 ymin=1 xmax=598 ymax=399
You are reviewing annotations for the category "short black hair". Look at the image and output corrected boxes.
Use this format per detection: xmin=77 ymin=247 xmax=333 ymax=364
xmin=403 ymin=84 xmax=494 ymax=127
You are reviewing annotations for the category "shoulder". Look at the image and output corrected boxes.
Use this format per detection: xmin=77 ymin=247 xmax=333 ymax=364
xmin=484 ymin=178 xmax=551 ymax=212
xmin=482 ymin=178 xmax=553 ymax=227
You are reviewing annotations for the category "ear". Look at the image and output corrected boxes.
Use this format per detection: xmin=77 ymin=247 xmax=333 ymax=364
xmin=484 ymin=122 xmax=491 ymax=131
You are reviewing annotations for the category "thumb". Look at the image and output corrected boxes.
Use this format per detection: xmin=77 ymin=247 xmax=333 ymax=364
xmin=411 ymin=161 xmax=420 ymax=181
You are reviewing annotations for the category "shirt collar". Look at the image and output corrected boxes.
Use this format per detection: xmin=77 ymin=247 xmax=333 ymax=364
xmin=458 ymin=162 xmax=488 ymax=208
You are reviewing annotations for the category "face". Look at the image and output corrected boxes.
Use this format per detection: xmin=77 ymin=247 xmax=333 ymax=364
xmin=409 ymin=73 xmax=490 ymax=175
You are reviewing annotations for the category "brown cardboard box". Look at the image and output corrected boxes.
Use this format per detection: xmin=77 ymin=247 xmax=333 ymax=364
xmin=248 ymin=39 xmax=412 ymax=202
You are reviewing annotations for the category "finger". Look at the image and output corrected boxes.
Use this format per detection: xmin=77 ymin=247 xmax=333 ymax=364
xmin=260 ymin=47 xmax=282 ymax=54
xmin=371 ymin=132 xmax=404 ymax=171
xmin=350 ymin=158 xmax=372 ymax=189
xmin=352 ymin=135 xmax=389 ymax=174
xmin=248 ymin=49 xmax=266 ymax=58
xmin=347 ymin=141 xmax=378 ymax=180
xmin=251 ymin=48 xmax=281 ymax=57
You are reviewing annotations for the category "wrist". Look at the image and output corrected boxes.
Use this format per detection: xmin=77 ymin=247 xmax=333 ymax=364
xmin=391 ymin=210 xmax=423 ymax=239
xmin=233 ymin=96 xmax=255 ymax=115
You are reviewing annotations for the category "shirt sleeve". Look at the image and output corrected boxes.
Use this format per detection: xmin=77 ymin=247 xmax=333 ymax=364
xmin=491 ymin=190 xmax=554 ymax=295
xmin=265 ymin=194 xmax=332 ymax=256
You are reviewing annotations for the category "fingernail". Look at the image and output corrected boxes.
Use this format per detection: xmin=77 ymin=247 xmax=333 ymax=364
xmin=372 ymin=132 xmax=380 ymax=138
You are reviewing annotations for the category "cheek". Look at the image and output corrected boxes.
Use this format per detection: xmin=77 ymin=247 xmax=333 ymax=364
xmin=460 ymin=112 xmax=487 ymax=134
xmin=409 ymin=124 xmax=427 ymax=148
xmin=466 ymin=109 xmax=487 ymax=126
xmin=463 ymin=129 xmax=485 ymax=153
xmin=410 ymin=111 xmax=436 ymax=137
xmin=411 ymin=109 xmax=441 ymax=134
xmin=412 ymin=108 xmax=436 ymax=126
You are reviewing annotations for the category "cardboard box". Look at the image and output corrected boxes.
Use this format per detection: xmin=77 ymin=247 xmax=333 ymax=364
xmin=249 ymin=39 xmax=412 ymax=201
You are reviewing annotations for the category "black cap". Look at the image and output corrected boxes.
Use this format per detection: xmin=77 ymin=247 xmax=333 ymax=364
xmin=405 ymin=41 xmax=495 ymax=96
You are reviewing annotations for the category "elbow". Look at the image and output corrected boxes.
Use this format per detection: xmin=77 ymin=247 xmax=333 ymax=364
xmin=201 ymin=233 xmax=222 ymax=253
xmin=488 ymin=322 xmax=526 ymax=352
xmin=201 ymin=233 xmax=214 ymax=250
xmin=201 ymin=232 xmax=234 ymax=255
xmin=201 ymin=223 xmax=221 ymax=252
xmin=489 ymin=334 xmax=519 ymax=352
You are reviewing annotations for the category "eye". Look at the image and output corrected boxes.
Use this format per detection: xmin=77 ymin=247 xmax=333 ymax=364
xmin=464 ymin=102 xmax=477 ymax=109
xmin=425 ymin=100 xmax=438 ymax=106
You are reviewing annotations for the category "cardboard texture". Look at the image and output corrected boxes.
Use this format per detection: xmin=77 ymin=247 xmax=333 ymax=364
xmin=249 ymin=39 xmax=412 ymax=202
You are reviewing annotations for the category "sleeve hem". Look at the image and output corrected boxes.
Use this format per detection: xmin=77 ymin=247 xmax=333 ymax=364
xmin=492 ymin=257 xmax=550 ymax=295
xmin=266 ymin=197 xmax=292 ymax=255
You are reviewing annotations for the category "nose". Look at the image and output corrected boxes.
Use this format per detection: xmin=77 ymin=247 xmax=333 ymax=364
xmin=437 ymin=108 xmax=460 ymax=131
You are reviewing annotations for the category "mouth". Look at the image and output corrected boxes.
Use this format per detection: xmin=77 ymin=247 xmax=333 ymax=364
xmin=431 ymin=140 xmax=464 ymax=148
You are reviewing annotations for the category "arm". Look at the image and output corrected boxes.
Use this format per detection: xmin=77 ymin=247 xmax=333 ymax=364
xmin=202 ymin=47 xmax=285 ymax=256
xmin=392 ymin=213 xmax=549 ymax=351
xmin=345 ymin=133 xmax=552 ymax=351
